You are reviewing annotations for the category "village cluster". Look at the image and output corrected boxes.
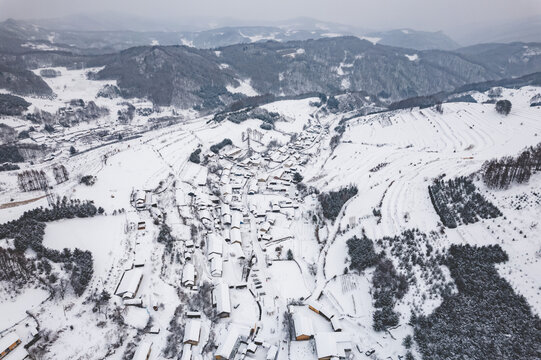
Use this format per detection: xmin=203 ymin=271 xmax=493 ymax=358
xmin=32 ymin=116 xmax=357 ymax=360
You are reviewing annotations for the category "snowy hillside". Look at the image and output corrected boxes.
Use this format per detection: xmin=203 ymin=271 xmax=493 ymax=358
xmin=0 ymin=68 xmax=540 ymax=360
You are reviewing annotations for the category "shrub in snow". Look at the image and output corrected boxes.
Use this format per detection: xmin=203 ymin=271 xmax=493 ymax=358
xmin=80 ymin=175 xmax=96 ymax=186
xmin=189 ymin=148 xmax=202 ymax=164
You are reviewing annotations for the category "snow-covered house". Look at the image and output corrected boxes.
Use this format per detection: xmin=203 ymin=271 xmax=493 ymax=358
xmin=180 ymin=343 xmax=192 ymax=360
xmin=230 ymin=228 xmax=242 ymax=245
xmin=314 ymin=333 xmax=338 ymax=360
xmin=200 ymin=209 xmax=212 ymax=225
xmin=213 ymin=283 xmax=231 ymax=318
xmin=331 ymin=316 xmax=343 ymax=332
xmin=208 ymin=234 xmax=223 ymax=257
xmin=210 ymin=255 xmax=223 ymax=277
xmin=259 ymin=222 xmax=271 ymax=234
xmin=0 ymin=332 xmax=29 ymax=360
xmin=308 ymin=301 xmax=333 ymax=320
xmin=182 ymin=263 xmax=196 ymax=288
xmin=221 ymin=203 xmax=231 ymax=216
xmin=133 ymin=341 xmax=153 ymax=360
xmin=292 ymin=313 xmax=313 ymax=341
xmin=231 ymin=211 xmax=242 ymax=229
xmin=248 ymin=181 xmax=258 ymax=195
xmin=314 ymin=332 xmax=353 ymax=360
xmin=215 ymin=329 xmax=241 ymax=360
xmin=230 ymin=201 xmax=242 ymax=211
xmin=230 ymin=242 xmax=245 ymax=259
xmin=186 ymin=311 xmax=201 ymax=318
xmin=223 ymin=228 xmax=231 ymax=242
xmin=183 ymin=319 xmax=202 ymax=345
xmin=134 ymin=190 xmax=147 ymax=210
xmin=123 ymin=298 xmax=143 ymax=307
xmin=133 ymin=245 xmax=146 ymax=267
xmin=221 ymin=184 xmax=232 ymax=196
xmin=266 ymin=345 xmax=278 ymax=360
xmin=115 ymin=268 xmax=143 ymax=299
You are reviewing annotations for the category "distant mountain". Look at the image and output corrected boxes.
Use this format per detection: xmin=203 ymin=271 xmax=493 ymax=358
xmin=0 ymin=18 xmax=461 ymax=54
xmin=86 ymin=36 xmax=525 ymax=108
xmin=452 ymin=16 xmax=541 ymax=46
xmin=0 ymin=19 xmax=357 ymax=54
xmin=456 ymin=42 xmax=541 ymax=77
xmin=3 ymin=17 xmax=541 ymax=110
xmin=366 ymin=29 xmax=460 ymax=50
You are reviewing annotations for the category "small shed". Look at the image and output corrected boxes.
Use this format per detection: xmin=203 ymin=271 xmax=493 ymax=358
xmin=230 ymin=228 xmax=242 ymax=245
xmin=133 ymin=341 xmax=153 ymax=360
xmin=183 ymin=319 xmax=202 ymax=345
xmin=231 ymin=211 xmax=242 ymax=229
xmin=182 ymin=263 xmax=196 ymax=288
xmin=0 ymin=332 xmax=27 ymax=360
xmin=215 ymin=330 xmax=240 ymax=360
xmin=331 ymin=316 xmax=343 ymax=332
xmin=213 ymin=282 xmax=231 ymax=317
xmin=266 ymin=345 xmax=279 ymax=360
xmin=115 ymin=268 xmax=144 ymax=299
xmin=208 ymin=234 xmax=223 ymax=256
xmin=292 ymin=313 xmax=313 ymax=341
xmin=210 ymin=256 xmax=223 ymax=277
xmin=314 ymin=333 xmax=338 ymax=360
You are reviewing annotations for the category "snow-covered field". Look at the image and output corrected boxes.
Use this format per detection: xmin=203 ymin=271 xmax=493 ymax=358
xmin=1 ymin=67 xmax=540 ymax=360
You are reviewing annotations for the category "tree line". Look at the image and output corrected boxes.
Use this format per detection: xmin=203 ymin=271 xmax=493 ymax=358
xmin=482 ymin=142 xmax=541 ymax=189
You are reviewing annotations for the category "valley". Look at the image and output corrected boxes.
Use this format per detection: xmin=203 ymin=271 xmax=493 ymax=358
xmin=1 ymin=63 xmax=540 ymax=360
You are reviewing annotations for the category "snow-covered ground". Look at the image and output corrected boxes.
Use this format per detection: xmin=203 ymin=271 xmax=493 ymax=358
xmin=1 ymin=71 xmax=540 ymax=360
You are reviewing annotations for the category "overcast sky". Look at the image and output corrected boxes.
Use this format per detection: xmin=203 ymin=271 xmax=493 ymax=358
xmin=1 ymin=0 xmax=540 ymax=35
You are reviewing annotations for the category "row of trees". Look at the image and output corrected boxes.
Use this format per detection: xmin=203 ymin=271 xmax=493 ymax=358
xmin=17 ymin=169 xmax=49 ymax=192
xmin=0 ymin=163 xmax=19 ymax=172
xmin=0 ymin=247 xmax=32 ymax=285
xmin=413 ymin=244 xmax=541 ymax=360
xmin=318 ymin=185 xmax=358 ymax=221
xmin=428 ymin=176 xmax=501 ymax=228
xmin=53 ymin=164 xmax=69 ymax=184
xmin=330 ymin=120 xmax=346 ymax=150
xmin=482 ymin=142 xmax=541 ymax=189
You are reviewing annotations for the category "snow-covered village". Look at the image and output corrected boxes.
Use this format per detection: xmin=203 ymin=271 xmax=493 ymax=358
xmin=1 ymin=3 xmax=541 ymax=360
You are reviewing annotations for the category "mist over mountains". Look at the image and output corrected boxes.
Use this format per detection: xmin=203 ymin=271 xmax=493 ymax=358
xmin=0 ymin=14 xmax=541 ymax=110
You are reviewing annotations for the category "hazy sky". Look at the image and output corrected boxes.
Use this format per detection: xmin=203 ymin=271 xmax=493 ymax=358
xmin=1 ymin=0 xmax=540 ymax=34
